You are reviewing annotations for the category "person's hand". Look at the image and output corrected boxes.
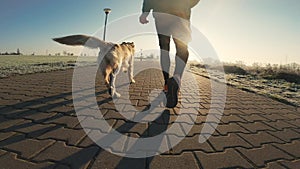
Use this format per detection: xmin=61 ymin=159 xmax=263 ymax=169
xmin=139 ymin=13 xmax=149 ymax=24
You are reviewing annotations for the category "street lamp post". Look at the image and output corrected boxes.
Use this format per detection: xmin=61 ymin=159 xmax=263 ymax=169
xmin=103 ymin=8 xmax=111 ymax=41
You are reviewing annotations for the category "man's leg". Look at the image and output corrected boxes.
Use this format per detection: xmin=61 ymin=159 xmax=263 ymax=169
xmin=158 ymin=34 xmax=171 ymax=86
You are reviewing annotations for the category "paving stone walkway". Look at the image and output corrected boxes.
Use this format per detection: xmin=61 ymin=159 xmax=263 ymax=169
xmin=0 ymin=61 xmax=299 ymax=169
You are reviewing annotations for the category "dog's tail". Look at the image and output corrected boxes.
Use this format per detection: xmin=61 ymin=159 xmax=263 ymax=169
xmin=53 ymin=35 xmax=111 ymax=49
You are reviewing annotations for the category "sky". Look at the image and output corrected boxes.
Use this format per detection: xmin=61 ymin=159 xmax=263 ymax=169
xmin=0 ymin=0 xmax=299 ymax=65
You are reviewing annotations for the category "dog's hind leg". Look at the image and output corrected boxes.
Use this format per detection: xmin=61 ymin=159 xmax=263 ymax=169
xmin=103 ymin=66 xmax=112 ymax=89
xmin=109 ymin=66 xmax=121 ymax=98
xmin=128 ymin=55 xmax=135 ymax=84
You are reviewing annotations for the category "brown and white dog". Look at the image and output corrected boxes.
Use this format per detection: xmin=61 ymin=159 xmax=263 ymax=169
xmin=53 ymin=35 xmax=135 ymax=98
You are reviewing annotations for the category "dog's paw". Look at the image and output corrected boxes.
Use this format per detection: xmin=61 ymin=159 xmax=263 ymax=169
xmin=112 ymin=92 xmax=121 ymax=98
xmin=122 ymin=67 xmax=128 ymax=73
xmin=130 ymin=79 xmax=136 ymax=84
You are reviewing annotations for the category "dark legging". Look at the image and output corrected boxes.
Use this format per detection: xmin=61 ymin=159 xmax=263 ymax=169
xmin=158 ymin=34 xmax=189 ymax=84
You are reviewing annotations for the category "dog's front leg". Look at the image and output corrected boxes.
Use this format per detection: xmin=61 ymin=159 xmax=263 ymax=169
xmin=128 ymin=68 xmax=135 ymax=84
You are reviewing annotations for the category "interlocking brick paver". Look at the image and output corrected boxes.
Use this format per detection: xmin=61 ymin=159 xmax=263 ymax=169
xmin=0 ymin=62 xmax=300 ymax=168
xmin=43 ymin=114 xmax=80 ymax=128
xmin=113 ymin=120 xmax=148 ymax=137
xmin=273 ymin=140 xmax=300 ymax=158
xmin=38 ymin=127 xmax=87 ymax=146
xmin=91 ymin=150 xmax=146 ymax=169
xmin=197 ymin=108 xmax=209 ymax=116
xmin=280 ymin=159 xmax=300 ymax=169
xmin=260 ymin=113 xmax=287 ymax=122
xmin=77 ymin=135 xmax=97 ymax=148
xmin=238 ymin=121 xmax=276 ymax=133
xmin=0 ymin=149 xmax=6 ymax=156
xmin=267 ymin=128 xmax=300 ymax=142
xmin=219 ymin=114 xmax=246 ymax=124
xmin=292 ymin=128 xmax=300 ymax=133
xmin=235 ymin=109 xmax=260 ymax=115
xmin=195 ymin=149 xmax=254 ymax=169
xmin=168 ymin=135 xmax=214 ymax=154
xmin=18 ymin=111 xmax=57 ymax=122
xmin=221 ymin=109 xmax=246 ymax=116
xmin=180 ymin=122 xmax=219 ymax=137
xmin=6 ymin=120 xmax=57 ymax=138
xmin=0 ymin=99 xmax=21 ymax=106
xmin=285 ymin=118 xmax=300 ymax=127
xmin=4 ymin=109 xmax=37 ymax=119
xmin=263 ymin=120 xmax=297 ymax=131
xmin=281 ymin=112 xmax=300 ymax=120
xmin=216 ymin=123 xmax=250 ymax=135
xmin=0 ymin=152 xmax=55 ymax=169
xmin=265 ymin=161 xmax=287 ymax=169
xmin=0 ymin=132 xmax=26 ymax=147
xmin=238 ymin=114 xmax=270 ymax=122
xmin=238 ymin=131 xmax=285 ymax=147
xmin=193 ymin=115 xmax=207 ymax=124
xmin=49 ymin=105 xmax=76 ymax=115
xmin=4 ymin=138 xmax=54 ymax=159
xmin=237 ymin=145 xmax=294 ymax=167
xmin=78 ymin=117 xmax=115 ymax=131
xmin=149 ymin=152 xmax=199 ymax=169
xmin=208 ymin=133 xmax=252 ymax=151
xmin=33 ymin=141 xmax=99 ymax=168
xmin=149 ymin=122 xmax=184 ymax=137
xmin=0 ymin=106 xmax=20 ymax=116
xmin=0 ymin=132 xmax=16 ymax=142
xmin=53 ymin=164 xmax=71 ymax=169
xmin=0 ymin=117 xmax=25 ymax=131
xmin=103 ymin=109 xmax=128 ymax=120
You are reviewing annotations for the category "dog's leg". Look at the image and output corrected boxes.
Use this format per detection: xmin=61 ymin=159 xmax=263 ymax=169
xmin=122 ymin=61 xmax=129 ymax=73
xmin=103 ymin=67 xmax=112 ymax=89
xmin=109 ymin=66 xmax=121 ymax=98
xmin=128 ymin=55 xmax=135 ymax=84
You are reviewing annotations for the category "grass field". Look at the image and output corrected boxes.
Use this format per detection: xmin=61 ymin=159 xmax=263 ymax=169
xmin=189 ymin=62 xmax=300 ymax=107
xmin=0 ymin=55 xmax=96 ymax=78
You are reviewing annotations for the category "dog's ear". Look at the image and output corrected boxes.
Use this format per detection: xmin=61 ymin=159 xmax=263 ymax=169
xmin=53 ymin=35 xmax=107 ymax=49
xmin=130 ymin=42 xmax=135 ymax=48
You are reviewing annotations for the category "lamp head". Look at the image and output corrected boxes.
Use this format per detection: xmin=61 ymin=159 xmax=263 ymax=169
xmin=104 ymin=8 xmax=111 ymax=14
